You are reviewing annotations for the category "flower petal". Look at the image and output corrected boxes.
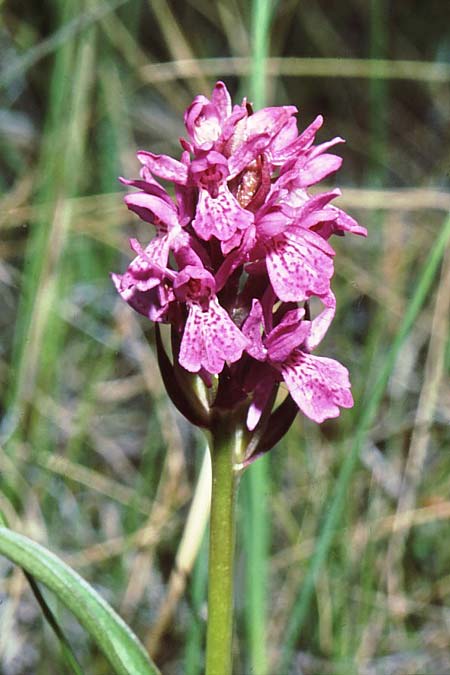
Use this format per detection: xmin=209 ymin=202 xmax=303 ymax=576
xmin=119 ymin=175 xmax=170 ymax=202
xmin=184 ymin=96 xmax=221 ymax=150
xmin=295 ymin=153 xmax=343 ymax=187
xmin=281 ymin=351 xmax=353 ymax=423
xmin=242 ymin=299 xmax=267 ymax=361
xmin=245 ymin=106 xmax=297 ymax=137
xmin=266 ymin=229 xmax=334 ymax=302
xmin=179 ymin=300 xmax=248 ymax=374
xmin=307 ymin=136 xmax=345 ymax=159
xmin=292 ymin=114 xmax=323 ymax=151
xmin=256 ymin=205 xmax=290 ymax=238
xmin=265 ymin=308 xmax=309 ymax=362
xmin=271 ymin=115 xmax=324 ymax=165
xmin=228 ymin=133 xmax=272 ymax=177
xmin=266 ymin=117 xmax=299 ymax=164
xmin=137 ymin=151 xmax=188 ymax=185
xmin=124 ymin=192 xmax=180 ymax=229
xmin=328 ymin=206 xmax=368 ymax=237
xmin=111 ymin=274 xmax=172 ymax=322
xmin=211 ymin=81 xmax=232 ymax=121
xmin=304 ymin=290 xmax=336 ymax=351
xmin=129 ymin=237 xmax=169 ymax=286
xmin=193 ymin=185 xmax=254 ymax=241
xmin=246 ymin=375 xmax=277 ymax=431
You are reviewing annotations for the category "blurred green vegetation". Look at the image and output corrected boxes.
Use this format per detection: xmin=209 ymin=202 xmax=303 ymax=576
xmin=1 ymin=1 xmax=450 ymax=674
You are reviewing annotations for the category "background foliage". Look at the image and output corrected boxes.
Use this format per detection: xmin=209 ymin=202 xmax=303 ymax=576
xmin=1 ymin=1 xmax=449 ymax=673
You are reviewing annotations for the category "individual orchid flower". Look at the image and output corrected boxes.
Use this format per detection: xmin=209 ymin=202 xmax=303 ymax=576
xmin=111 ymin=239 xmax=175 ymax=322
xmin=134 ymin=146 xmax=254 ymax=249
xmin=242 ymin=299 xmax=353 ymax=426
xmin=184 ymin=81 xmax=241 ymax=152
xmin=189 ymin=151 xmax=254 ymax=244
xmin=173 ymin=265 xmax=248 ymax=375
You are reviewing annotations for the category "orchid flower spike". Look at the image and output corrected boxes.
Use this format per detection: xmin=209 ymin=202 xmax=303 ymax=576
xmin=113 ymin=81 xmax=366 ymax=464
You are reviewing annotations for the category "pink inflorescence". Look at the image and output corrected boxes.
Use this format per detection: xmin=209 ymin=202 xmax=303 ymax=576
xmin=113 ymin=82 xmax=367 ymax=452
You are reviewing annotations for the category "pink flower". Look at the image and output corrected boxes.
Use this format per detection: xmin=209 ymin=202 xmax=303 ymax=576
xmin=111 ymin=239 xmax=175 ymax=321
xmin=113 ymin=80 xmax=366 ymax=455
xmin=174 ymin=266 xmax=248 ymax=374
xmin=184 ymin=82 xmax=236 ymax=151
xmin=189 ymin=152 xmax=254 ymax=244
xmin=242 ymin=300 xmax=353 ymax=426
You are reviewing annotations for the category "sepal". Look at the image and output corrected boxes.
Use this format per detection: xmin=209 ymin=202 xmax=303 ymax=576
xmin=243 ymin=394 xmax=298 ymax=466
xmin=155 ymin=325 xmax=210 ymax=428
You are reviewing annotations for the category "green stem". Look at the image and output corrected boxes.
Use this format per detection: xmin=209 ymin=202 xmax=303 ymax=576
xmin=205 ymin=418 xmax=242 ymax=675
xmin=246 ymin=2 xmax=273 ymax=673
xmin=250 ymin=0 xmax=273 ymax=108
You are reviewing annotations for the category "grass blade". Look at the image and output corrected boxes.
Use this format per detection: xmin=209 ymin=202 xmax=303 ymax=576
xmin=242 ymin=2 xmax=275 ymax=674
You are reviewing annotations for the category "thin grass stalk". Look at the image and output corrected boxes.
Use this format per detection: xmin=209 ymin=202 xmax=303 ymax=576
xmin=368 ymin=0 xmax=388 ymax=186
xmin=185 ymin=490 xmax=208 ymax=675
xmin=242 ymin=3 xmax=274 ymax=674
xmin=25 ymin=572 xmax=84 ymax=675
xmin=138 ymin=56 xmax=450 ymax=85
xmin=279 ymin=212 xmax=450 ymax=670
xmin=350 ymin=1 xmax=389 ymax=650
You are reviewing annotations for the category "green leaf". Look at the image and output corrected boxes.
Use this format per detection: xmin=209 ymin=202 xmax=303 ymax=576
xmin=0 ymin=527 xmax=160 ymax=675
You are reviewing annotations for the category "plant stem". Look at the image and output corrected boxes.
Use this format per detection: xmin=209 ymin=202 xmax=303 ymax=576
xmin=205 ymin=418 xmax=242 ymax=675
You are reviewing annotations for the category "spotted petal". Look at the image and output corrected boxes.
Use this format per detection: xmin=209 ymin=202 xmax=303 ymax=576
xmin=193 ymin=184 xmax=254 ymax=242
xmin=179 ymin=299 xmax=248 ymax=374
xmin=266 ymin=229 xmax=335 ymax=302
xmin=281 ymin=351 xmax=353 ymax=423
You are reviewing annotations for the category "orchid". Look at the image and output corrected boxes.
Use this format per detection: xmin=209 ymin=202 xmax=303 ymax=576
xmin=114 ymin=80 xmax=366 ymax=457
xmin=113 ymin=80 xmax=366 ymax=675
